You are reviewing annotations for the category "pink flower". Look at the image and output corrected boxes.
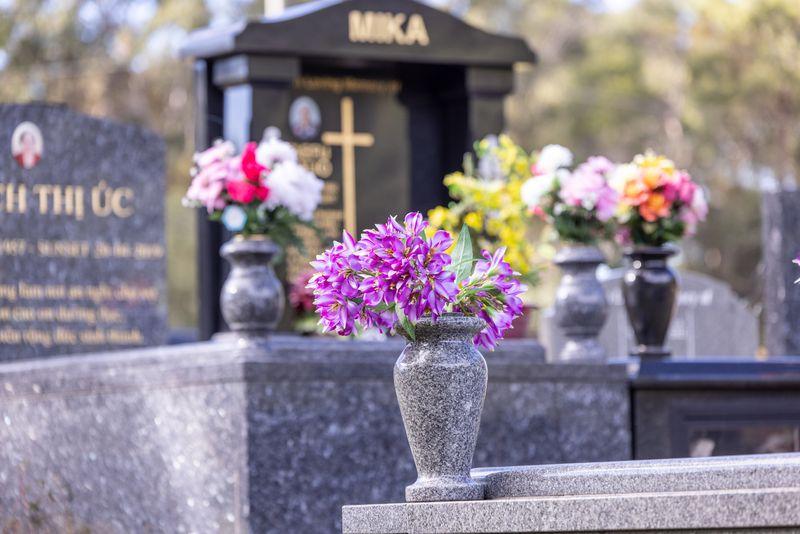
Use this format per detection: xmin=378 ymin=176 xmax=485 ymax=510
xmin=226 ymin=143 xmax=270 ymax=204
xmin=227 ymin=176 xmax=269 ymax=204
xmin=194 ymin=140 xmax=235 ymax=168
xmin=185 ymin=142 xmax=237 ymax=213
xmin=558 ymin=156 xmax=618 ymax=222
xmin=681 ymin=187 xmax=708 ymax=235
xmin=663 ymin=170 xmax=696 ymax=204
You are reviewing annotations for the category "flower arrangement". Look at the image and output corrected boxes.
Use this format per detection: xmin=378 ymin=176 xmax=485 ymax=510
xmin=307 ymin=212 xmax=526 ymax=349
xmin=427 ymin=135 xmax=539 ymax=284
xmin=184 ymin=129 xmax=324 ymax=249
xmin=520 ymin=145 xmax=619 ymax=244
xmin=611 ymin=151 xmax=708 ymax=246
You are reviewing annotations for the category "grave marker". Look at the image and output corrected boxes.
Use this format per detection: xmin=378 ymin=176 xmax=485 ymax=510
xmin=0 ymin=103 xmax=167 ymax=360
xmin=182 ymin=0 xmax=536 ymax=337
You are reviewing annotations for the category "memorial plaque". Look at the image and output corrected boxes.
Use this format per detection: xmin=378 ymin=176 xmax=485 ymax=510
xmin=183 ymin=0 xmax=536 ymax=337
xmin=541 ymin=270 xmax=759 ymax=359
xmin=0 ymin=103 xmax=167 ymax=360
xmin=283 ymin=76 xmax=409 ymax=282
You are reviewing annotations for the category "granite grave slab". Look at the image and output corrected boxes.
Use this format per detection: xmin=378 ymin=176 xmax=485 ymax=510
xmin=0 ymin=336 xmax=629 ymax=533
xmin=632 ymin=358 xmax=800 ymax=459
xmin=342 ymin=453 xmax=800 ymax=533
xmin=0 ymin=103 xmax=167 ymax=360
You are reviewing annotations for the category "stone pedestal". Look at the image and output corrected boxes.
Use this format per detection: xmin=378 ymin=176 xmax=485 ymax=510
xmin=343 ymin=453 xmax=800 ymax=533
xmin=0 ymin=337 xmax=629 ymax=533
xmin=632 ymin=357 xmax=800 ymax=459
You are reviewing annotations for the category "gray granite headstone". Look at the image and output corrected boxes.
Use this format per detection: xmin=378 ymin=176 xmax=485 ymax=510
xmin=541 ymin=270 xmax=758 ymax=359
xmin=762 ymin=190 xmax=800 ymax=356
xmin=0 ymin=103 xmax=167 ymax=360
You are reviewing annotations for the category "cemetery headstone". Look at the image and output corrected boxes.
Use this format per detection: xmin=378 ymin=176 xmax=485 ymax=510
xmin=541 ymin=270 xmax=758 ymax=359
xmin=181 ymin=0 xmax=536 ymax=338
xmin=0 ymin=103 xmax=167 ymax=360
xmin=762 ymin=190 xmax=800 ymax=356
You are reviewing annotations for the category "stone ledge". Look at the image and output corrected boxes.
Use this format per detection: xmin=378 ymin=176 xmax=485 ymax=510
xmin=343 ymin=454 xmax=800 ymax=533
xmin=0 ymin=336 xmax=627 ymax=398
xmin=343 ymin=487 xmax=800 ymax=533
xmin=475 ymin=452 xmax=800 ymax=499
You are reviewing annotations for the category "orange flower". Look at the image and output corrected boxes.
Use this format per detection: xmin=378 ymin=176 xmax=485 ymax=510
xmin=639 ymin=192 xmax=671 ymax=222
xmin=642 ymin=167 xmax=663 ymax=189
xmin=623 ymin=177 xmax=649 ymax=206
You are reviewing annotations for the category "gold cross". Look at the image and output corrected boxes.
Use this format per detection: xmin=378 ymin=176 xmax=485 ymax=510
xmin=322 ymin=97 xmax=375 ymax=236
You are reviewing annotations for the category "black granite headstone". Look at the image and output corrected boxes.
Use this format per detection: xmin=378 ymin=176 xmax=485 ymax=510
xmin=0 ymin=103 xmax=167 ymax=360
xmin=181 ymin=0 xmax=536 ymax=338
xmin=762 ymin=190 xmax=800 ymax=356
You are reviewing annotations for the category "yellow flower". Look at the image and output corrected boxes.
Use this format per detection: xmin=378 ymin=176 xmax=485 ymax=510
xmin=464 ymin=211 xmax=482 ymax=231
xmin=428 ymin=206 xmax=451 ymax=229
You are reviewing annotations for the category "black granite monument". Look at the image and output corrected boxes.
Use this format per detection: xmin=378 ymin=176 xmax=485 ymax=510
xmin=181 ymin=0 xmax=536 ymax=338
xmin=0 ymin=104 xmax=167 ymax=360
xmin=762 ymin=190 xmax=800 ymax=356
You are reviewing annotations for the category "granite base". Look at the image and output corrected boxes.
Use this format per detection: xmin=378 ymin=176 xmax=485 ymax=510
xmin=343 ymin=453 xmax=800 ymax=533
xmin=0 ymin=336 xmax=630 ymax=533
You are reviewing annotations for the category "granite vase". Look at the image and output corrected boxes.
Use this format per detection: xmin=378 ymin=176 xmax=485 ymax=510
xmin=553 ymin=245 xmax=608 ymax=362
xmin=622 ymin=245 xmax=677 ymax=359
xmin=394 ymin=313 xmax=487 ymax=502
xmin=220 ymin=235 xmax=284 ymax=335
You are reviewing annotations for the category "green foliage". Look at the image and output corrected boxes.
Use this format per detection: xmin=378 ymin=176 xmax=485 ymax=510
xmin=626 ymin=212 xmax=687 ymax=247
xmin=448 ymin=225 xmax=475 ymax=284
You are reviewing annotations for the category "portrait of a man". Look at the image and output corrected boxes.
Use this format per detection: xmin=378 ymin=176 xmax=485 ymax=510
xmin=11 ymin=121 xmax=43 ymax=169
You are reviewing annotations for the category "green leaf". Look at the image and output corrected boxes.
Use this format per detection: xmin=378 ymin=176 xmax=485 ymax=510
xmin=448 ymin=225 xmax=474 ymax=284
xmin=395 ymin=306 xmax=415 ymax=341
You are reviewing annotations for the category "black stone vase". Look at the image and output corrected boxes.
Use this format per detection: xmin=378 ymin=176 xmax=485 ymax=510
xmin=622 ymin=245 xmax=678 ymax=359
xmin=553 ymin=245 xmax=608 ymax=362
xmin=220 ymin=235 xmax=285 ymax=336
xmin=393 ymin=313 xmax=487 ymax=503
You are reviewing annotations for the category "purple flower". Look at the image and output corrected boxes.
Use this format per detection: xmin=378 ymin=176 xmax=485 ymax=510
xmin=307 ymin=231 xmax=363 ymax=334
xmin=307 ymin=213 xmax=459 ymax=336
xmin=307 ymin=212 xmax=525 ymax=347
xmin=455 ymin=248 xmax=526 ymax=350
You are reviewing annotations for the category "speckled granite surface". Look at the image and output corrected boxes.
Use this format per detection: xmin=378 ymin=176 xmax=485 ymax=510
xmin=343 ymin=453 xmax=800 ymax=533
xmin=0 ymin=336 xmax=629 ymax=533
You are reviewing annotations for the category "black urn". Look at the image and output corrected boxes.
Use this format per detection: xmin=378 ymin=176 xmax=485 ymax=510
xmin=621 ymin=246 xmax=677 ymax=359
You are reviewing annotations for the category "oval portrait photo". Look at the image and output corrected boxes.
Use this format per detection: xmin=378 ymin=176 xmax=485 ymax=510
xmin=11 ymin=121 xmax=43 ymax=170
xmin=289 ymin=96 xmax=321 ymax=141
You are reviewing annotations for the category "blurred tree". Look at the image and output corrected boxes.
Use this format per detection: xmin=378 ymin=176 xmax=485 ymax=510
xmin=2 ymin=0 xmax=798 ymax=326
xmin=461 ymin=0 xmax=800 ymax=308
xmin=0 ymin=0 xmax=212 ymax=327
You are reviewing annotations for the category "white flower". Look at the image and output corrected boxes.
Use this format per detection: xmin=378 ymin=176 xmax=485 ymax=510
xmin=262 ymin=161 xmax=324 ymax=221
xmin=536 ymin=144 xmax=573 ymax=174
xmin=256 ymin=134 xmax=298 ymax=169
xmin=609 ymin=163 xmax=638 ymax=193
xmin=521 ymin=170 xmax=564 ymax=208
xmin=221 ymin=205 xmax=247 ymax=233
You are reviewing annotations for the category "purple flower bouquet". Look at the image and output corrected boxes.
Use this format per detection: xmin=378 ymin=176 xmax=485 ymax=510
xmin=307 ymin=212 xmax=526 ymax=350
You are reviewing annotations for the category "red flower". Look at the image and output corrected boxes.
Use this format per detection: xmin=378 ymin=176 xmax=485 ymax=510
xmin=226 ymin=142 xmax=270 ymax=204
xmin=240 ymin=142 xmax=266 ymax=182
xmin=227 ymin=180 xmax=269 ymax=204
